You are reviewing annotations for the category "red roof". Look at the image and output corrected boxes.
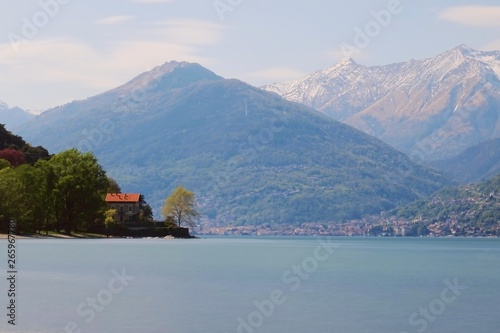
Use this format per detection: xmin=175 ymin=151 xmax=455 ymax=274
xmin=105 ymin=193 xmax=141 ymax=203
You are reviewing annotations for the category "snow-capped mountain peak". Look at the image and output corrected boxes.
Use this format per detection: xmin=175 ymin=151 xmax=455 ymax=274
xmin=435 ymin=44 xmax=500 ymax=79
xmin=453 ymin=44 xmax=474 ymax=56
xmin=262 ymin=45 xmax=500 ymax=160
xmin=339 ymin=57 xmax=357 ymax=66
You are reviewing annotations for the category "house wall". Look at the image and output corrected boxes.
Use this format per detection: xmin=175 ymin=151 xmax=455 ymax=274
xmin=108 ymin=202 xmax=140 ymax=222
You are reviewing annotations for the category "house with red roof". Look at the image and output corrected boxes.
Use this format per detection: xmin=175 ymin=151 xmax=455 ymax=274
xmin=105 ymin=193 xmax=141 ymax=222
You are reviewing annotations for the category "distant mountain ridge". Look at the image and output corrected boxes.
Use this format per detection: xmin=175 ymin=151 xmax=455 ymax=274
xmin=431 ymin=138 xmax=500 ymax=184
xmin=0 ymin=101 xmax=34 ymax=130
xmin=263 ymin=45 xmax=500 ymax=160
xmin=16 ymin=62 xmax=449 ymax=225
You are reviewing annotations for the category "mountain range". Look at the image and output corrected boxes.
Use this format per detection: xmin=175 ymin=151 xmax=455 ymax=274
xmin=263 ymin=45 xmax=500 ymax=161
xmin=0 ymin=100 xmax=34 ymax=130
xmin=15 ymin=61 xmax=449 ymax=225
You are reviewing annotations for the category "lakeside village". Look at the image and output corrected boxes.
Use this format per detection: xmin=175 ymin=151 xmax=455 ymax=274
xmin=197 ymin=194 xmax=500 ymax=238
xmin=197 ymin=183 xmax=500 ymax=237
xmin=69 ymin=187 xmax=500 ymax=238
xmin=197 ymin=217 xmax=500 ymax=237
xmin=75 ymin=193 xmax=500 ymax=238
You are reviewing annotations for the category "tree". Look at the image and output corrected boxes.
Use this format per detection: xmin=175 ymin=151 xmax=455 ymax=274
xmin=12 ymin=164 xmax=51 ymax=234
xmin=0 ymin=149 xmax=26 ymax=166
xmin=162 ymin=186 xmax=199 ymax=228
xmin=35 ymin=159 xmax=59 ymax=234
xmin=140 ymin=204 xmax=153 ymax=222
xmin=104 ymin=209 xmax=117 ymax=238
xmin=0 ymin=167 xmax=24 ymax=233
xmin=107 ymin=177 xmax=121 ymax=193
xmin=137 ymin=194 xmax=153 ymax=222
xmin=23 ymin=144 xmax=50 ymax=165
xmin=0 ymin=160 xmax=55 ymax=234
xmin=0 ymin=124 xmax=25 ymax=150
xmin=0 ymin=159 xmax=10 ymax=169
xmin=46 ymin=149 xmax=109 ymax=235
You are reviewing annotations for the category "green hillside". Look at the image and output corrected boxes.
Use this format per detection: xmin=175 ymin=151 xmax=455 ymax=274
xmin=17 ymin=62 xmax=450 ymax=225
xmin=395 ymin=174 xmax=500 ymax=231
xmin=431 ymin=138 xmax=500 ymax=184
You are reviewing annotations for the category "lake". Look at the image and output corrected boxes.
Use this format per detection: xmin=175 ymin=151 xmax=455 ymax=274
xmin=2 ymin=236 xmax=500 ymax=333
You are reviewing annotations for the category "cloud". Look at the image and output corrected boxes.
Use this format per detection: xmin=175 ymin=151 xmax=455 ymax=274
xmin=0 ymin=38 xmax=212 ymax=110
xmin=148 ymin=19 xmax=228 ymax=46
xmin=439 ymin=6 xmax=500 ymax=27
xmin=0 ymin=16 xmax=229 ymax=110
xmin=94 ymin=16 xmax=135 ymax=26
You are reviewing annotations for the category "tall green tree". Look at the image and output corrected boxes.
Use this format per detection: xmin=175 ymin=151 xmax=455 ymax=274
xmin=12 ymin=164 xmax=49 ymax=233
xmin=0 ymin=167 xmax=24 ymax=233
xmin=104 ymin=209 xmax=117 ymax=238
xmin=46 ymin=149 xmax=109 ymax=235
xmin=162 ymin=186 xmax=199 ymax=228
xmin=28 ymin=160 xmax=57 ymax=234
xmin=0 ymin=162 xmax=52 ymax=234
xmin=23 ymin=144 xmax=50 ymax=165
xmin=107 ymin=177 xmax=121 ymax=193
xmin=138 ymin=194 xmax=153 ymax=222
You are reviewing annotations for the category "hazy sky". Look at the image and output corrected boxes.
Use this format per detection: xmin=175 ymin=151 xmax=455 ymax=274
xmin=0 ymin=0 xmax=499 ymax=111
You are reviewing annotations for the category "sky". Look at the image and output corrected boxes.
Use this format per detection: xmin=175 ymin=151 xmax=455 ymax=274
xmin=0 ymin=0 xmax=499 ymax=112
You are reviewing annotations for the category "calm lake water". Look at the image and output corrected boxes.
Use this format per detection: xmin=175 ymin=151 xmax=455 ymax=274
xmin=2 ymin=236 xmax=500 ymax=333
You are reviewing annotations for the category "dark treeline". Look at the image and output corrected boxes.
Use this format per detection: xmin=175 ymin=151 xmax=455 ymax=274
xmin=0 ymin=147 xmax=112 ymax=235
xmin=0 ymin=123 xmax=50 ymax=165
xmin=0 ymin=124 xmax=116 ymax=235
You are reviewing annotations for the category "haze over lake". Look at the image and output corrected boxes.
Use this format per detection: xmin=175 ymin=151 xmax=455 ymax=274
xmin=3 ymin=237 xmax=499 ymax=333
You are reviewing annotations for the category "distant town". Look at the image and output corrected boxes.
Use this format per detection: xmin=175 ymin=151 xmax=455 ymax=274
xmin=196 ymin=215 xmax=500 ymax=237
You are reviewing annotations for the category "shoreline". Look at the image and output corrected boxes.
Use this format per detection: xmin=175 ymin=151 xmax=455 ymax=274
xmin=0 ymin=233 xmax=103 ymax=239
xmin=1 ymin=233 xmax=497 ymax=240
xmin=0 ymin=233 xmax=193 ymax=239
